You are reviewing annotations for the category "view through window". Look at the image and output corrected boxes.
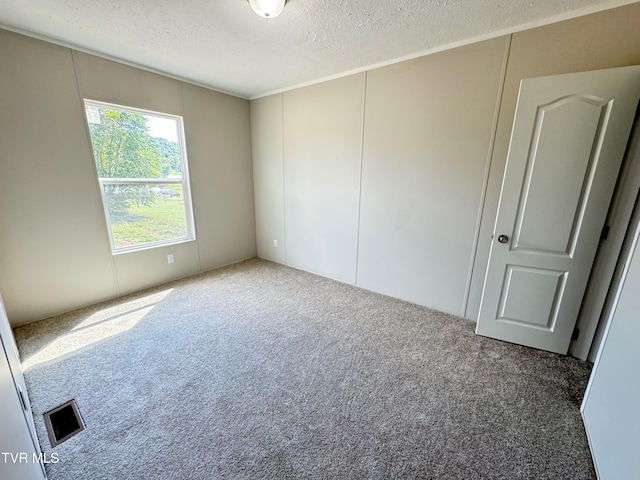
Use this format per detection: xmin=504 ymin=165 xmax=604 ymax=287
xmin=84 ymin=100 xmax=195 ymax=252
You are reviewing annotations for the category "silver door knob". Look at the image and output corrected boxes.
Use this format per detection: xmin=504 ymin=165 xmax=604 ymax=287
xmin=498 ymin=234 xmax=509 ymax=244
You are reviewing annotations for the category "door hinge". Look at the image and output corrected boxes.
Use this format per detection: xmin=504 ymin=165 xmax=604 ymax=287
xmin=572 ymin=327 xmax=580 ymax=341
xmin=600 ymin=224 xmax=610 ymax=241
xmin=17 ymin=385 xmax=28 ymax=412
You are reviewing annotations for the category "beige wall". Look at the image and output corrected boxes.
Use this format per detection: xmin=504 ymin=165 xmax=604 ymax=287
xmin=181 ymin=83 xmax=256 ymax=272
xmin=283 ymin=74 xmax=366 ymax=283
xmin=251 ymin=38 xmax=508 ymax=315
xmin=358 ymin=38 xmax=507 ymax=314
xmin=251 ymin=3 xmax=640 ymax=320
xmin=251 ymin=94 xmax=285 ymax=263
xmin=0 ymin=30 xmax=256 ymax=325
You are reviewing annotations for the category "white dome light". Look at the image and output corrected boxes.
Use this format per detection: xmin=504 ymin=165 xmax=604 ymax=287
xmin=248 ymin=0 xmax=286 ymax=18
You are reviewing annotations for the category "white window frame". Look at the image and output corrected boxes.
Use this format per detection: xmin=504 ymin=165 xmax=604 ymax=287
xmin=84 ymin=100 xmax=196 ymax=254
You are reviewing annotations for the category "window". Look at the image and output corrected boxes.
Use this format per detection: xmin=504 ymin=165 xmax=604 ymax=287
xmin=84 ymin=100 xmax=195 ymax=253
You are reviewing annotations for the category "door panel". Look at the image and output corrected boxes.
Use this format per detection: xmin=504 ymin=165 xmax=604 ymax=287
xmin=477 ymin=65 xmax=640 ymax=354
xmin=513 ymin=96 xmax=610 ymax=255
xmin=498 ymin=266 xmax=567 ymax=330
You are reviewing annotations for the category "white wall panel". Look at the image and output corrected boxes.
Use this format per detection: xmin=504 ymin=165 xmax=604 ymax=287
xmin=0 ymin=31 xmax=117 ymax=325
xmin=113 ymin=241 xmax=200 ymax=295
xmin=283 ymin=74 xmax=365 ymax=283
xmin=251 ymin=94 xmax=285 ymax=263
xmin=73 ymin=52 xmax=183 ymax=115
xmin=357 ymin=38 xmax=507 ymax=315
xmin=181 ymin=83 xmax=256 ymax=271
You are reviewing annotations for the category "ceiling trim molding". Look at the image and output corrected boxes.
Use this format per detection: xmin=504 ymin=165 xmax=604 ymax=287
xmin=0 ymin=22 xmax=249 ymax=101
xmin=250 ymin=0 xmax=639 ymax=100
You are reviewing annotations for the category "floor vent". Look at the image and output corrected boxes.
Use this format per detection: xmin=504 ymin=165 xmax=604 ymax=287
xmin=43 ymin=399 xmax=85 ymax=447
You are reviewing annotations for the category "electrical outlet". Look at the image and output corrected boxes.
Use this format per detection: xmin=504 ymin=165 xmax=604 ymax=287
xmin=273 ymin=239 xmax=278 ymax=248
xmin=167 ymin=254 xmax=174 ymax=264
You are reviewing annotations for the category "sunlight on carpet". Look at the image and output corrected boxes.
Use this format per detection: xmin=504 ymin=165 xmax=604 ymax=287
xmin=23 ymin=289 xmax=173 ymax=371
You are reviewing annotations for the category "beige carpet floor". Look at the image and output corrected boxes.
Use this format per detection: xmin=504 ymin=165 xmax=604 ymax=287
xmin=14 ymin=258 xmax=595 ymax=479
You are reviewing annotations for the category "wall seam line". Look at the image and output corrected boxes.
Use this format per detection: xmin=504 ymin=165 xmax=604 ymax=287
xmin=461 ymin=34 xmax=512 ymax=319
xmin=354 ymin=72 xmax=368 ymax=286
xmin=177 ymin=81 xmax=203 ymax=273
xmin=281 ymin=93 xmax=287 ymax=265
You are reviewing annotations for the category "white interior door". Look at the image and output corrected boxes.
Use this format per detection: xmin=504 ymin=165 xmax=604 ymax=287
xmin=476 ymin=65 xmax=640 ymax=354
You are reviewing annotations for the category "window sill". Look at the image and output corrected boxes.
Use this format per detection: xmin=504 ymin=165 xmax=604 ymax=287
xmin=112 ymin=237 xmax=196 ymax=256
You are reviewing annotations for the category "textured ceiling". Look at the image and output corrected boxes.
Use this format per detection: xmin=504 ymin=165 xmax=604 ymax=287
xmin=0 ymin=0 xmax=636 ymax=98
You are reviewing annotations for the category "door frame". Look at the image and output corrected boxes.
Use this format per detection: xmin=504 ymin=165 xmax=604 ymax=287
xmin=579 ymin=187 xmax=640 ymax=479
xmin=570 ymin=106 xmax=640 ymax=360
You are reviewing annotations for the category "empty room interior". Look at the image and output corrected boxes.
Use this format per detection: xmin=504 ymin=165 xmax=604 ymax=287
xmin=1 ymin=1 xmax=640 ymax=479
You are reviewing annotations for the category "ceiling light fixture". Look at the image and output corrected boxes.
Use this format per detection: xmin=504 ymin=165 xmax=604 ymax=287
xmin=248 ymin=0 xmax=286 ymax=18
